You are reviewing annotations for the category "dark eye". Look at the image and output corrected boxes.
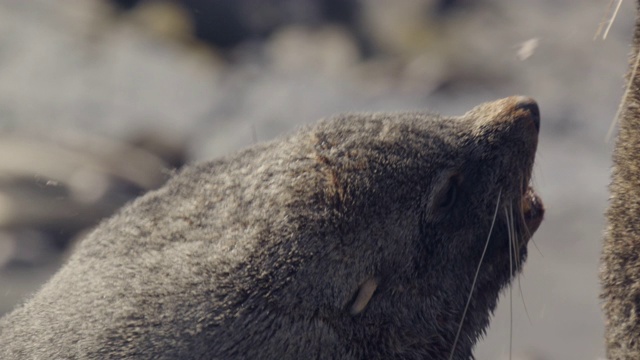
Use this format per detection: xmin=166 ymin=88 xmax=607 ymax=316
xmin=437 ymin=174 xmax=460 ymax=210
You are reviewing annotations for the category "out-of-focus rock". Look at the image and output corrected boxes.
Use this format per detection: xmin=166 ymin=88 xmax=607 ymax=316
xmin=0 ymin=130 xmax=188 ymax=267
xmin=266 ymin=25 xmax=360 ymax=76
xmin=0 ymin=230 xmax=57 ymax=268
xmin=0 ymin=0 xmax=223 ymax=140
xmin=125 ymin=0 xmax=194 ymax=42
xmin=361 ymin=0 xmax=438 ymax=58
xmin=109 ymin=0 xmax=361 ymax=49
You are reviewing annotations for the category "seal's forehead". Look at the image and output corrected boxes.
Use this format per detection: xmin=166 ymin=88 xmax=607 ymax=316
xmin=311 ymin=111 xmax=471 ymax=157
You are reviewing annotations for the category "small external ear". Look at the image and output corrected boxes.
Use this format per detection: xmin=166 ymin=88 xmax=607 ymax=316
xmin=350 ymin=277 xmax=378 ymax=316
xmin=426 ymin=172 xmax=463 ymax=219
xmin=436 ymin=174 xmax=460 ymax=210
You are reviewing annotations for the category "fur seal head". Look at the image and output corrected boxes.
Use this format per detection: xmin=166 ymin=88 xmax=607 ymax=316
xmin=0 ymin=96 xmax=544 ymax=360
xmin=289 ymin=95 xmax=544 ymax=359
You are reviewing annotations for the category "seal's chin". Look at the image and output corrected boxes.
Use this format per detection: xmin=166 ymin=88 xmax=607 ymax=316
xmin=522 ymin=187 xmax=544 ymax=234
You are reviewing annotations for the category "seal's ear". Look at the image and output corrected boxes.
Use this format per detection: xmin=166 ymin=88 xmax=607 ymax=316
xmin=349 ymin=277 xmax=378 ymax=315
xmin=425 ymin=171 xmax=463 ymax=221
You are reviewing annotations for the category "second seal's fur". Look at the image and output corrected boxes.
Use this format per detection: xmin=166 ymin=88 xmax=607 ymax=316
xmin=0 ymin=97 xmax=544 ymax=359
xmin=602 ymin=1 xmax=640 ymax=358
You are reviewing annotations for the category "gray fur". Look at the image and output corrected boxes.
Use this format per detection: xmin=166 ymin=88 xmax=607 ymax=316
xmin=0 ymin=97 xmax=542 ymax=359
xmin=602 ymin=1 xmax=640 ymax=358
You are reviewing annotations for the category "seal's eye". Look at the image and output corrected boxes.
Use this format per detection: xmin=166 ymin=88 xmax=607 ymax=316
xmin=436 ymin=174 xmax=461 ymax=210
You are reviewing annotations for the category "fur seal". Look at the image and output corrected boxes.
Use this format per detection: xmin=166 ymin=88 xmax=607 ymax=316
xmin=0 ymin=96 xmax=543 ymax=359
xmin=602 ymin=1 xmax=640 ymax=358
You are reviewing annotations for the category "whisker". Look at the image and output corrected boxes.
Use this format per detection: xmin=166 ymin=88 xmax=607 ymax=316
xmin=519 ymin=204 xmax=532 ymax=241
xmin=517 ymin=275 xmax=533 ymax=325
xmin=505 ymin=205 xmax=513 ymax=274
xmin=529 ymin=237 xmax=543 ymax=257
xmin=517 ymin=196 xmax=543 ymax=257
xmin=448 ymin=189 xmax=502 ymax=360
xmin=606 ymin=40 xmax=640 ymax=142
xmin=510 ymin=202 xmax=519 ymax=273
xmin=513 ymin=198 xmax=535 ymax=326
xmin=505 ymin=206 xmax=514 ymax=360
xmin=594 ymin=0 xmax=616 ymax=40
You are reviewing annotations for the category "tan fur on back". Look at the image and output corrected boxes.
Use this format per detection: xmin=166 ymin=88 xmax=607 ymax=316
xmin=602 ymin=2 xmax=640 ymax=358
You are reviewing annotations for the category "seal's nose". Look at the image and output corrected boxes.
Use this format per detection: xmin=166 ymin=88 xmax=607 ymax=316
xmin=512 ymin=96 xmax=540 ymax=133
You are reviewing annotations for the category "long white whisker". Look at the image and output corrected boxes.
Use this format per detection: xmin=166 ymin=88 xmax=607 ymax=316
xmin=602 ymin=0 xmax=624 ymax=41
xmin=518 ymin=195 xmax=543 ymax=257
xmin=448 ymin=189 xmax=502 ymax=360
xmin=515 ymin=196 xmax=534 ymax=324
xmin=511 ymin=202 xmax=520 ymax=274
xmin=507 ymin=206 xmax=514 ymax=360
xmin=606 ymin=43 xmax=640 ymax=142
xmin=517 ymin=275 xmax=532 ymax=325
xmin=529 ymin=237 xmax=543 ymax=257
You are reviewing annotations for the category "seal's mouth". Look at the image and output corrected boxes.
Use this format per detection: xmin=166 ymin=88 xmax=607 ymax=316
xmin=522 ymin=186 xmax=544 ymax=234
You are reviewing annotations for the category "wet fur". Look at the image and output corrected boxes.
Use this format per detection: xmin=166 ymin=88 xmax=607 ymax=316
xmin=0 ymin=98 xmax=539 ymax=359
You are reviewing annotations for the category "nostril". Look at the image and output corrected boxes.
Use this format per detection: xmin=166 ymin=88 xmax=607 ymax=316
xmin=513 ymin=97 xmax=540 ymax=132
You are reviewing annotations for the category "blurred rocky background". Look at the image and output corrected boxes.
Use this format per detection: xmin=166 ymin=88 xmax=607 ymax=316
xmin=0 ymin=0 xmax=632 ymax=358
